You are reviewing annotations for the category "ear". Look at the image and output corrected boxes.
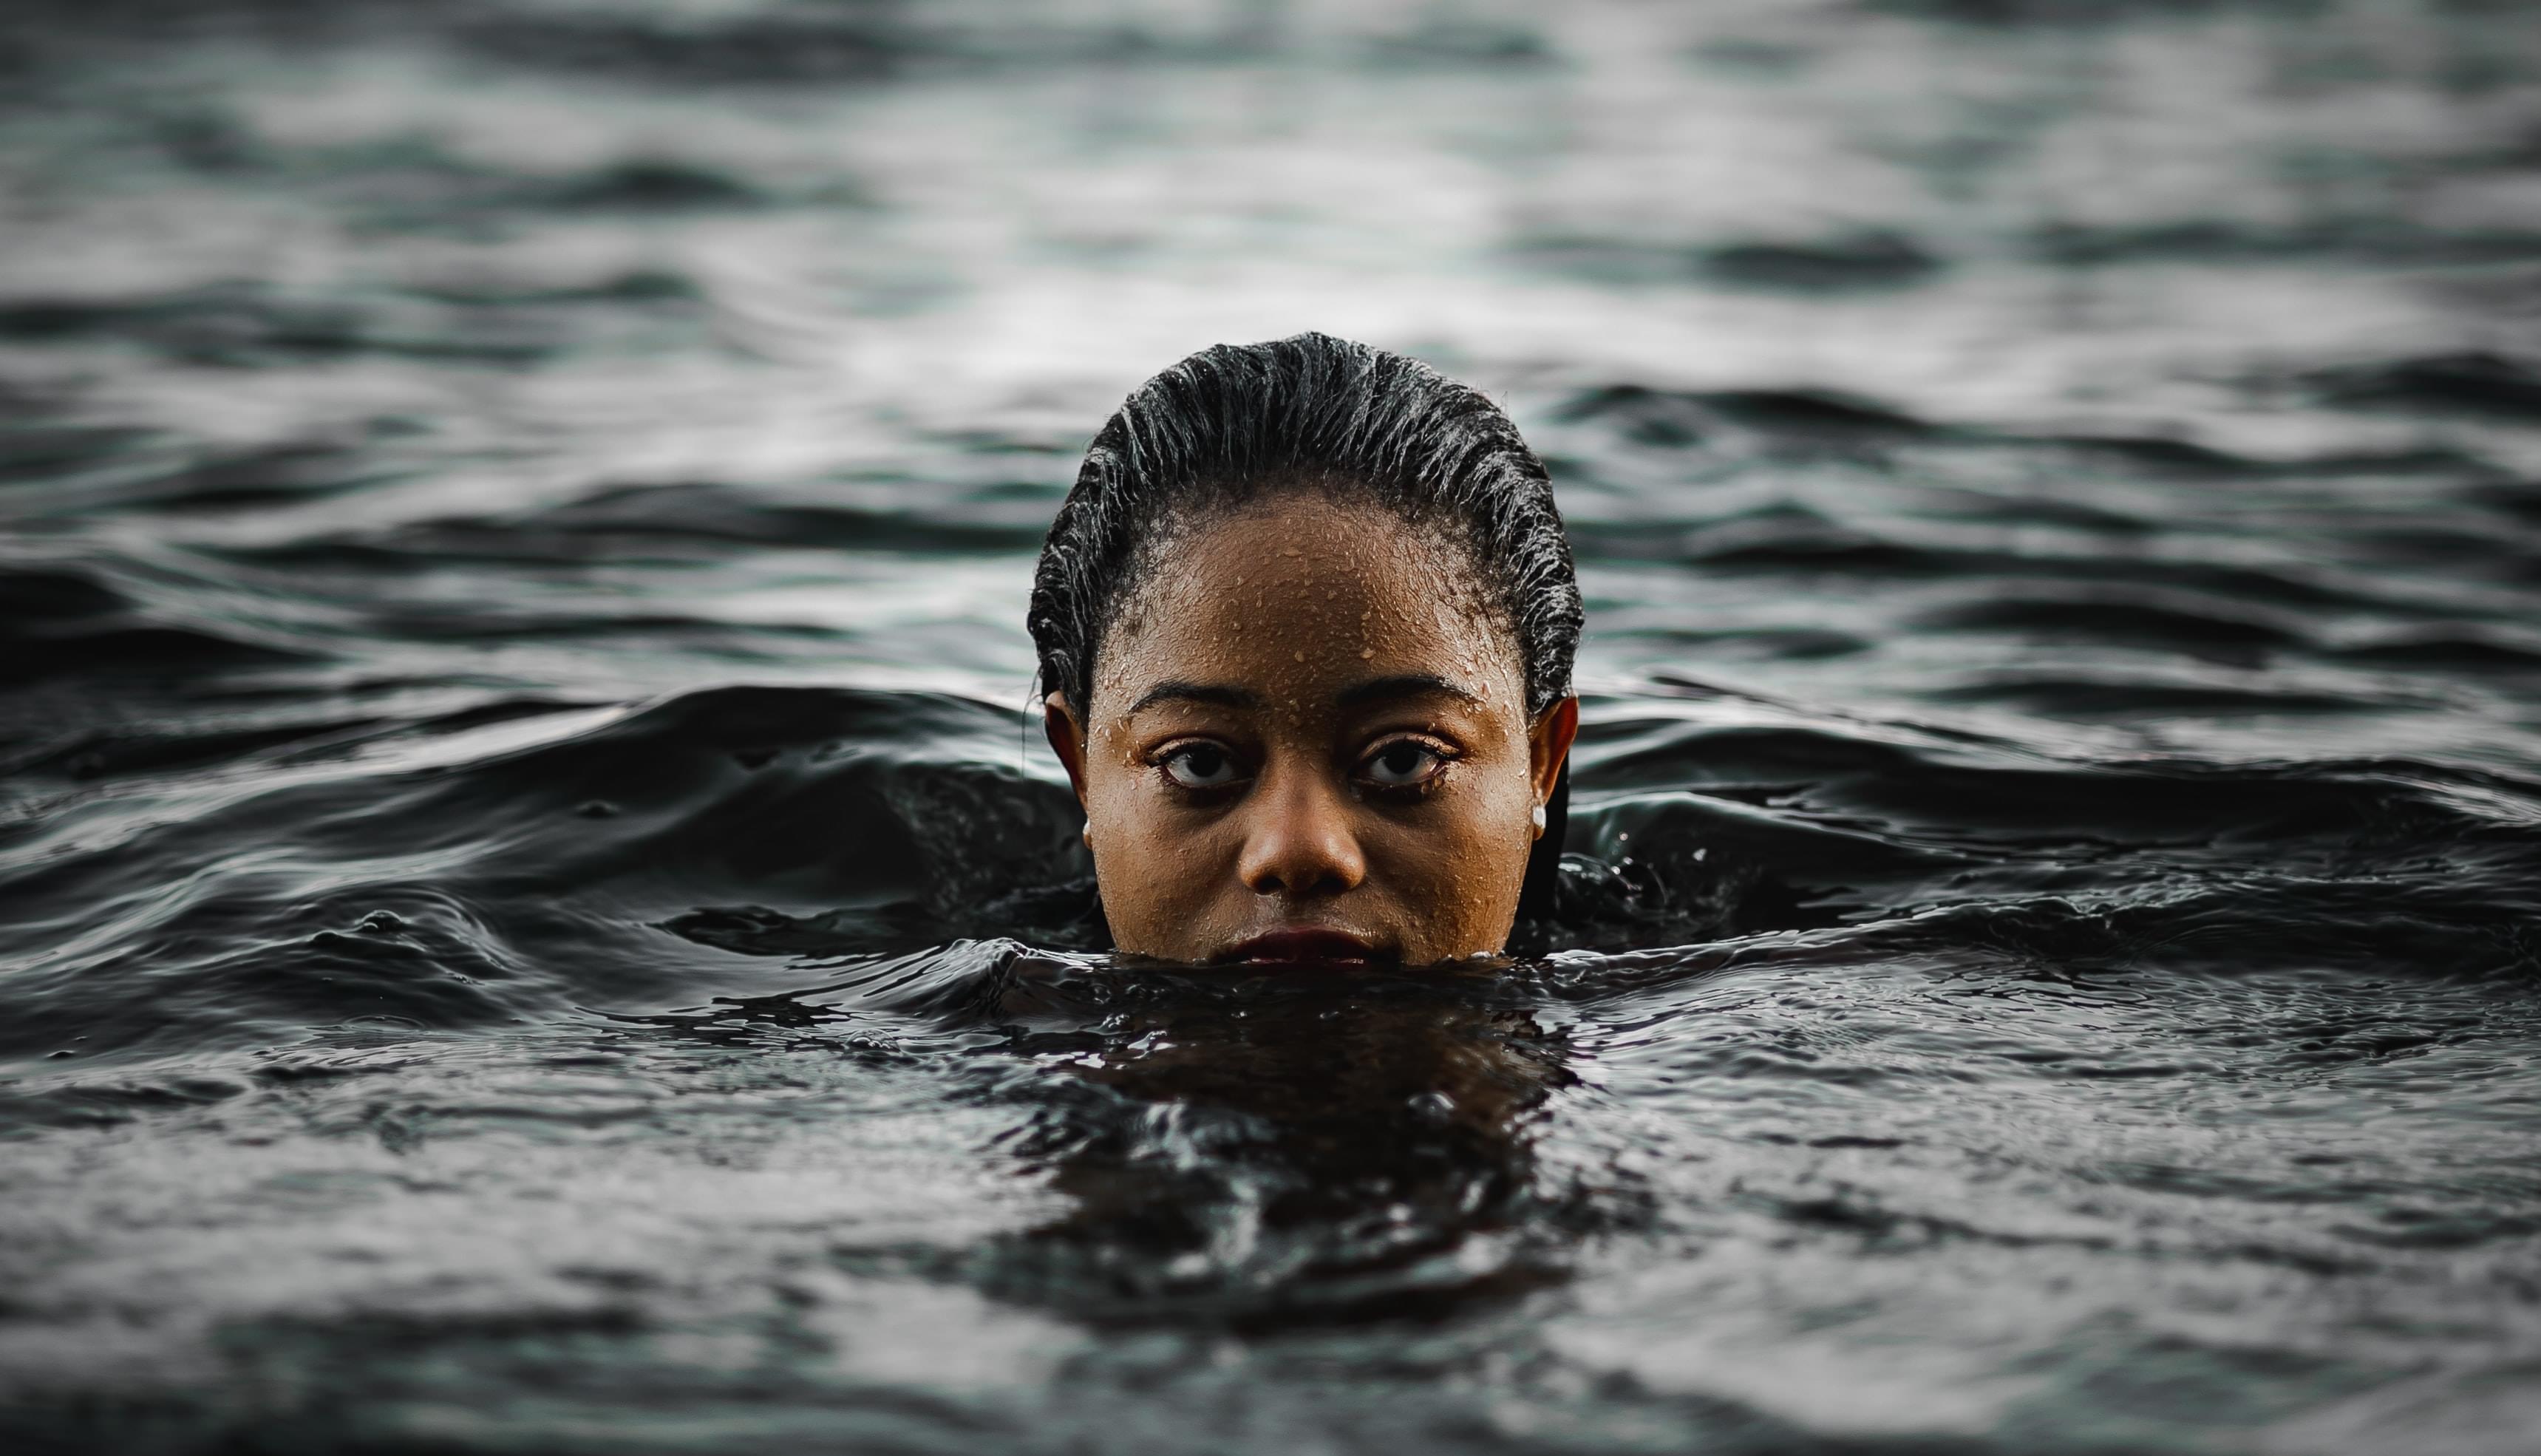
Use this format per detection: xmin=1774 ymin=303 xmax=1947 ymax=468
xmin=1043 ymin=691 xmax=1089 ymax=806
xmin=1528 ymin=695 xmax=1579 ymax=813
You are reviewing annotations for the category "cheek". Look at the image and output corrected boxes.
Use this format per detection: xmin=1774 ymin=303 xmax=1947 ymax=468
xmin=1081 ymin=761 xmax=1162 ymax=866
xmin=1440 ymin=752 xmax=1539 ymax=846
xmin=1077 ymin=728 xmax=1152 ymax=831
xmin=1364 ymin=766 xmax=1538 ymax=931
xmin=1078 ymin=761 xmax=1228 ymax=936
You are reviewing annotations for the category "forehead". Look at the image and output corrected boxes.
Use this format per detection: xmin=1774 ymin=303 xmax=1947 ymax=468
xmin=1092 ymin=491 xmax=1523 ymax=715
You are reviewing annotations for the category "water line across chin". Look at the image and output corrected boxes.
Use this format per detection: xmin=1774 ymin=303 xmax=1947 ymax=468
xmin=1216 ymin=928 xmax=1387 ymax=967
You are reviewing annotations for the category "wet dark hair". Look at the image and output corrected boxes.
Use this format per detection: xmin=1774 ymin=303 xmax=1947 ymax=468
xmin=1029 ymin=331 xmax=1583 ymax=920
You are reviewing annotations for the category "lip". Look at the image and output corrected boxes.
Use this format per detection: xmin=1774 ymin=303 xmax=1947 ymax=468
xmin=1220 ymin=928 xmax=1382 ymax=967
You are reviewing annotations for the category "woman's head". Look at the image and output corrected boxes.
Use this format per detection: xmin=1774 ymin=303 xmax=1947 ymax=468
xmin=1030 ymin=333 xmax=1582 ymax=967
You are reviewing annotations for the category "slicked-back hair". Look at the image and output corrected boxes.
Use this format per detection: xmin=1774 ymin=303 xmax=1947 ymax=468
xmin=1029 ymin=333 xmax=1582 ymax=925
xmin=1029 ymin=332 xmax=1582 ymax=721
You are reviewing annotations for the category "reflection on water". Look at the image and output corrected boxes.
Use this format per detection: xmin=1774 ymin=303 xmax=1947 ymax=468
xmin=622 ymin=956 xmax=1597 ymax=1329
xmin=5 ymin=0 xmax=2541 ymax=1452
xmin=997 ymin=970 xmax=1585 ymax=1328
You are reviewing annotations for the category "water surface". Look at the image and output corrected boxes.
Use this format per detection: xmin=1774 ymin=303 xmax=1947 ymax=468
xmin=4 ymin=1 xmax=2541 ymax=1452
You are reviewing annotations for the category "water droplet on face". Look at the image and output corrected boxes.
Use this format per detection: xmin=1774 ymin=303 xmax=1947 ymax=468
xmin=1361 ymin=648 xmax=1375 ymax=659
xmin=1293 ymin=650 xmax=1305 ymax=662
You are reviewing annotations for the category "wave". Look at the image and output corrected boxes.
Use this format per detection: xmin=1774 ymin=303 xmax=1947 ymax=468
xmin=213 ymin=480 xmax=1057 ymax=571
xmin=1912 ymin=593 xmax=2303 ymax=661
xmin=2032 ymin=218 xmax=2541 ymax=267
xmin=2311 ymin=350 xmax=2541 ymax=421
xmin=16 ymin=676 xmax=2529 ymax=1076
xmin=0 ymin=286 xmax=558 ymax=368
xmin=0 ymin=687 xmax=1085 ymax=1064
xmin=1514 ymin=235 xmax=1948 ymax=292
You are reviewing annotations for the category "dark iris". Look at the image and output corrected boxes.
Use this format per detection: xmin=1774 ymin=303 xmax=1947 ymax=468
xmin=1364 ymin=741 xmax=1440 ymax=787
xmin=1163 ymin=744 xmax=1241 ymax=789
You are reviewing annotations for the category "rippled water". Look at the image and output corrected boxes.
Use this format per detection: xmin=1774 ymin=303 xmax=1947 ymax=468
xmin=6 ymin=1 xmax=2541 ymax=1452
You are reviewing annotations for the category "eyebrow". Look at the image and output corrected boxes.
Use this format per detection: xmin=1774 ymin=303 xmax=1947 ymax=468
xmin=1336 ymin=673 xmax=1485 ymax=710
xmin=1126 ymin=680 xmax=1264 ymax=715
xmin=1125 ymin=673 xmax=1483 ymax=718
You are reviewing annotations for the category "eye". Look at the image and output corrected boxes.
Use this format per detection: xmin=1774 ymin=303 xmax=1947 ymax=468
xmin=1358 ymin=738 xmax=1449 ymax=789
xmin=1159 ymin=742 xmax=1245 ymax=791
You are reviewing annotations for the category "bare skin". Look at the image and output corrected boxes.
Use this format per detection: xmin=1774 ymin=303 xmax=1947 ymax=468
xmin=1042 ymin=490 xmax=1579 ymax=968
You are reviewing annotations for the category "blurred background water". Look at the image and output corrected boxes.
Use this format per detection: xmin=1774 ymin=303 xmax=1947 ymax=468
xmin=4 ymin=1 xmax=2541 ymax=1452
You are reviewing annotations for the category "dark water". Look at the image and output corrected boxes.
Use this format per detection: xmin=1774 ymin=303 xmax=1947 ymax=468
xmin=6 ymin=1 xmax=2541 ymax=1451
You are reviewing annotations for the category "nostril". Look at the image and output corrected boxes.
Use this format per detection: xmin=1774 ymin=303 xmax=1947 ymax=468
xmin=1236 ymin=781 xmax=1369 ymax=897
xmin=1244 ymin=848 xmax=1358 ymax=900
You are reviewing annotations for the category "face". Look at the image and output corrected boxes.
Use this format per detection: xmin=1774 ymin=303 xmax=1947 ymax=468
xmin=1044 ymin=490 xmax=1578 ymax=968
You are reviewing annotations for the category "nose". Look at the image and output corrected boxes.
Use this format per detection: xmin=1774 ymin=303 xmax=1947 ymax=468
xmin=1236 ymin=764 xmax=1367 ymax=899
